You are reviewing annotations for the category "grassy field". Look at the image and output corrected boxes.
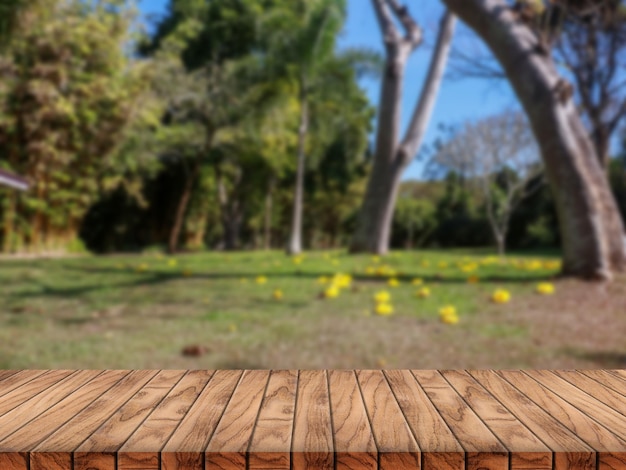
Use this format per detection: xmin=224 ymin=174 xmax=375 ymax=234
xmin=1 ymin=248 xmax=624 ymax=370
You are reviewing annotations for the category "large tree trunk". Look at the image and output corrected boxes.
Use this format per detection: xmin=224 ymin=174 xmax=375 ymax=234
xmin=350 ymin=5 xmax=456 ymax=254
xmin=442 ymin=0 xmax=626 ymax=280
xmin=287 ymin=87 xmax=308 ymax=255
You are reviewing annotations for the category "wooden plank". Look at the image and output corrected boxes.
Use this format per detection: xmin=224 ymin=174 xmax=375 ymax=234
xmin=204 ymin=369 xmax=270 ymax=470
xmin=579 ymin=370 xmax=626 ymax=396
xmin=0 ymin=370 xmax=19 ymax=385
xmin=248 ymin=370 xmax=298 ymax=470
xmin=118 ymin=370 xmax=214 ymax=470
xmin=30 ymin=453 xmax=71 ymax=470
xmin=0 ymin=370 xmax=48 ymax=400
xmin=161 ymin=369 xmax=242 ymax=469
xmin=0 ymin=452 xmax=28 ymax=470
xmin=441 ymin=370 xmax=552 ymax=470
xmin=553 ymin=370 xmax=626 ymax=415
xmin=0 ymin=370 xmax=73 ymax=417
xmin=0 ymin=370 xmax=128 ymax=452
xmin=291 ymin=370 xmax=333 ymax=470
xmin=328 ymin=370 xmax=377 ymax=470
xmin=469 ymin=370 xmax=595 ymax=470
xmin=357 ymin=369 xmax=421 ymax=470
xmin=31 ymin=370 xmax=157 ymax=470
xmin=384 ymin=370 xmax=464 ymax=470
xmin=608 ymin=369 xmax=626 ymax=381
xmin=413 ymin=370 xmax=507 ymax=470
xmin=74 ymin=370 xmax=186 ymax=470
xmin=518 ymin=370 xmax=626 ymax=468
xmin=0 ymin=370 xmax=98 ymax=442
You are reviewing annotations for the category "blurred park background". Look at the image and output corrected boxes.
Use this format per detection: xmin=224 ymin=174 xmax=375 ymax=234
xmin=0 ymin=0 xmax=625 ymax=370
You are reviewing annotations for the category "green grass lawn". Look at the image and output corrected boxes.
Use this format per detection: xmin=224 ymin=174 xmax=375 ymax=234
xmin=0 ymin=248 xmax=573 ymax=369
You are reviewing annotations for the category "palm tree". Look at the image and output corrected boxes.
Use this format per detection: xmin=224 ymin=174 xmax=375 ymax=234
xmin=261 ymin=0 xmax=346 ymax=255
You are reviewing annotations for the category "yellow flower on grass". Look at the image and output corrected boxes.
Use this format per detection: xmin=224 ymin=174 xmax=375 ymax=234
xmin=317 ymin=276 xmax=329 ymax=284
xmin=332 ymin=273 xmax=352 ymax=289
xmin=256 ymin=276 xmax=267 ymax=284
xmin=273 ymin=289 xmax=283 ymax=300
xmin=135 ymin=263 xmax=148 ymax=272
xmin=167 ymin=259 xmax=177 ymax=267
xmin=365 ymin=266 xmax=376 ymax=275
xmin=292 ymin=256 xmax=303 ymax=265
xmin=467 ymin=275 xmax=480 ymax=284
xmin=388 ymin=278 xmax=399 ymax=287
xmin=411 ymin=278 xmax=423 ymax=286
xmin=372 ymin=256 xmax=380 ymax=263
xmin=375 ymin=303 xmax=394 ymax=316
xmin=332 ymin=260 xmax=339 ymax=266
xmin=492 ymin=289 xmax=511 ymax=303
xmin=416 ymin=287 xmax=431 ymax=298
xmin=438 ymin=261 xmax=448 ymax=268
xmin=439 ymin=305 xmax=459 ymax=324
xmin=324 ymin=286 xmax=340 ymax=298
xmin=536 ymin=282 xmax=555 ymax=295
xmin=374 ymin=290 xmax=390 ymax=303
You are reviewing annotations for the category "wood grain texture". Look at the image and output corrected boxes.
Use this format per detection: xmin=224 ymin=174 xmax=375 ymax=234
xmin=0 ymin=452 xmax=28 ymax=470
xmin=0 ymin=370 xmax=128 ymax=452
xmin=205 ymin=369 xmax=270 ymax=470
xmin=551 ymin=370 xmax=626 ymax=419
xmin=440 ymin=370 xmax=552 ymax=470
xmin=0 ymin=370 xmax=99 ymax=444
xmin=161 ymin=369 xmax=242 ymax=468
xmin=0 ymin=370 xmax=74 ymax=417
xmin=328 ymin=370 xmax=377 ymax=470
xmin=33 ymin=370 xmax=157 ymax=453
xmin=519 ymin=370 xmax=626 ymax=469
xmin=75 ymin=370 xmax=186 ymax=470
xmin=248 ymin=369 xmax=298 ymax=470
xmin=470 ymin=370 xmax=595 ymax=470
xmin=291 ymin=370 xmax=333 ymax=470
xmin=384 ymin=369 xmax=463 ymax=470
xmin=357 ymin=369 xmax=420 ymax=470
xmin=413 ymin=370 xmax=507 ymax=470
xmin=0 ymin=369 xmax=623 ymax=469
xmin=30 ymin=452 xmax=71 ymax=470
xmin=579 ymin=369 xmax=626 ymax=396
xmin=0 ymin=371 xmax=47 ymax=399
xmin=118 ymin=370 xmax=214 ymax=469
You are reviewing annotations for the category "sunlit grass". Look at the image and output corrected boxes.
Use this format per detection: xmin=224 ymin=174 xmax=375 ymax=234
xmin=0 ymin=249 xmax=562 ymax=369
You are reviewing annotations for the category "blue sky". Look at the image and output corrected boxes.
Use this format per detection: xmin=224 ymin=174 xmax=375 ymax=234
xmin=136 ymin=0 xmax=522 ymax=180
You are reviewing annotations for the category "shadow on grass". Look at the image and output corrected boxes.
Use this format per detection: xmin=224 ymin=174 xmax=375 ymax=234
xmin=566 ymin=350 xmax=626 ymax=368
xmin=8 ymin=262 xmax=558 ymax=302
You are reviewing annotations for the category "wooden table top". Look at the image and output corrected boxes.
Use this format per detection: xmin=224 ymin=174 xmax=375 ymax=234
xmin=0 ymin=369 xmax=624 ymax=469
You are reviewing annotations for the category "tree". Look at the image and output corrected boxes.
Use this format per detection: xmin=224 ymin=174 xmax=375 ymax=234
xmin=350 ymin=1 xmax=457 ymax=255
xmin=428 ymin=111 xmax=544 ymax=255
xmin=553 ymin=2 xmax=626 ymax=168
xmin=0 ymin=0 xmax=156 ymax=253
xmin=143 ymin=0 xmax=284 ymax=253
xmin=449 ymin=1 xmax=626 ymax=169
xmin=442 ymin=0 xmax=626 ymax=280
xmin=261 ymin=0 xmax=349 ymax=255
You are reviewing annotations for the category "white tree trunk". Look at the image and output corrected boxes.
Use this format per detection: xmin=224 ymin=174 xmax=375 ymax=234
xmin=287 ymin=91 xmax=308 ymax=255
xmin=442 ymin=0 xmax=626 ymax=280
xmin=350 ymin=6 xmax=456 ymax=254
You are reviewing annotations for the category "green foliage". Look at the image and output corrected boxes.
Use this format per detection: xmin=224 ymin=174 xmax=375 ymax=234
xmin=0 ymin=0 xmax=157 ymax=252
